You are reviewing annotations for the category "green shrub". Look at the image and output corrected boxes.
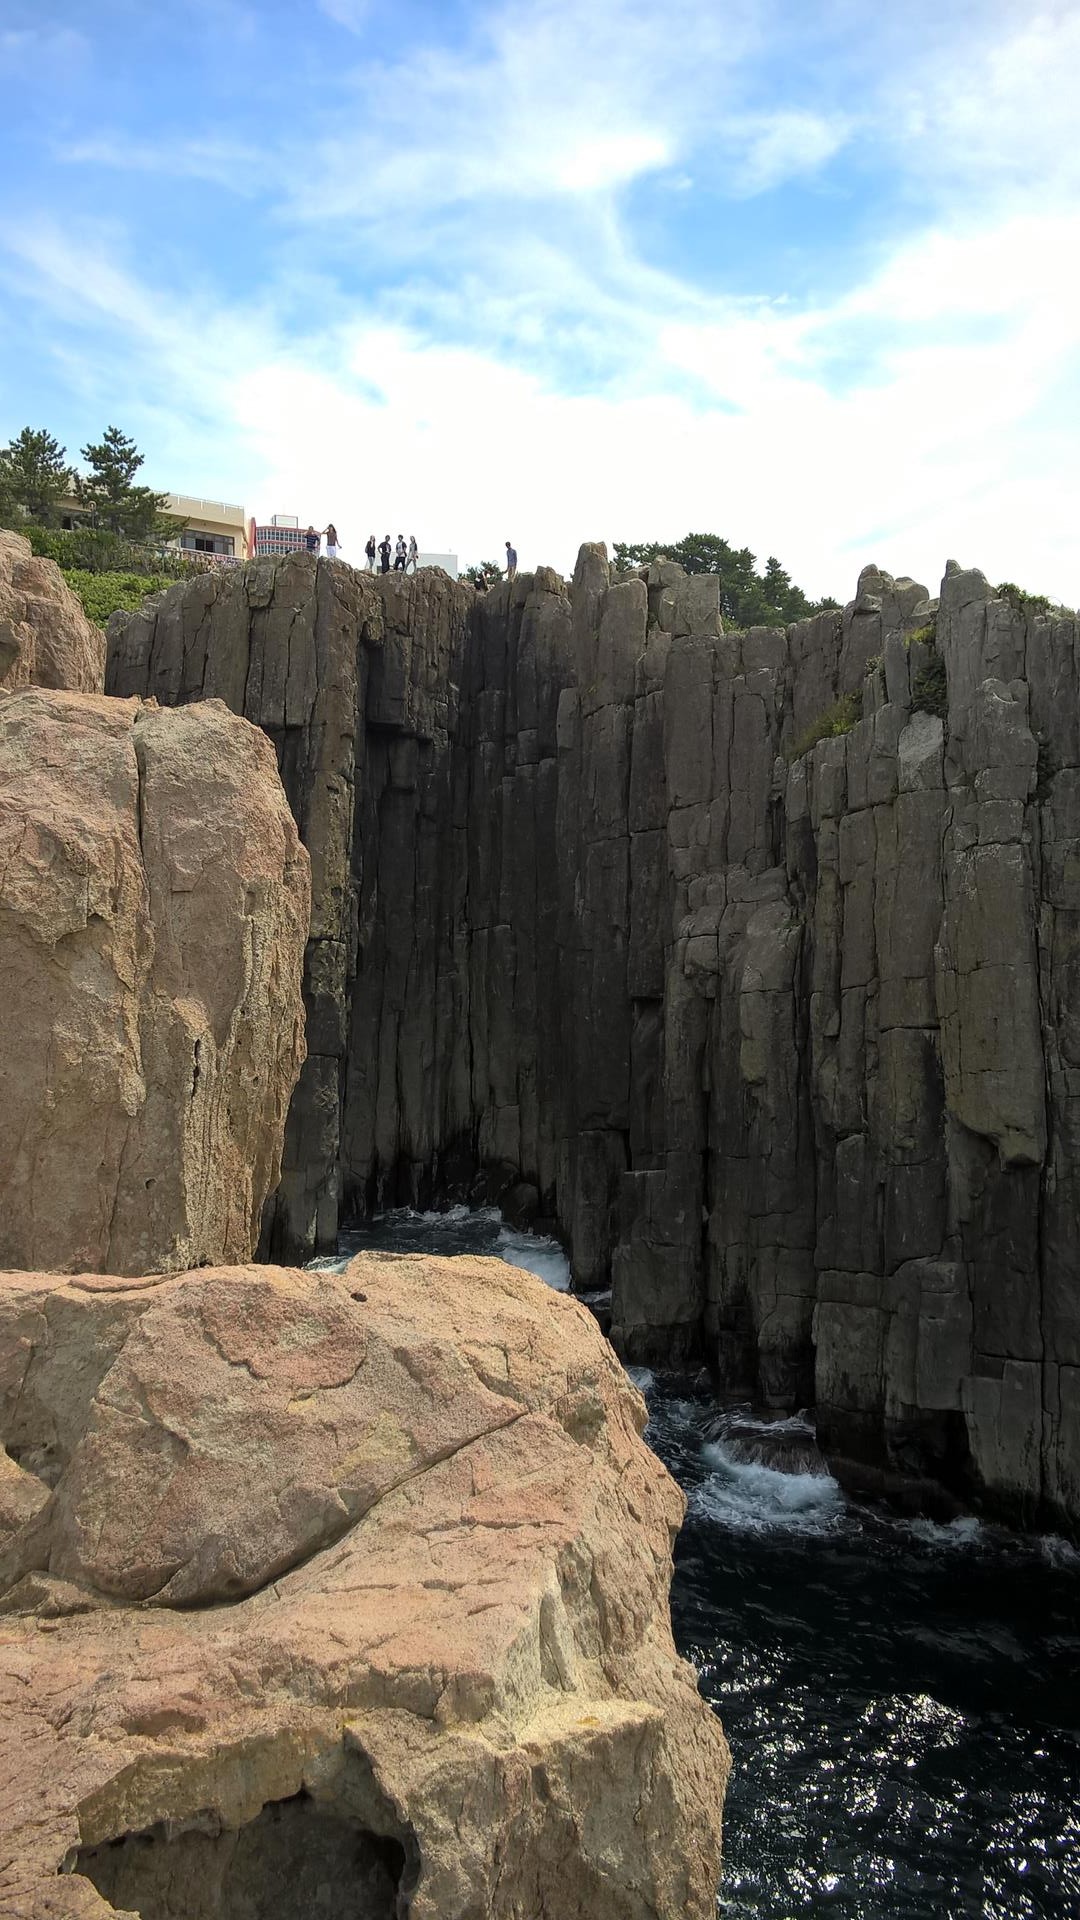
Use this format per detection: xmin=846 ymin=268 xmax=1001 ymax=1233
xmin=16 ymin=521 xmax=201 ymax=579
xmin=996 ymin=581 xmax=1052 ymax=616
xmin=786 ymin=691 xmax=861 ymax=762
xmin=904 ymin=620 xmax=937 ymax=650
xmin=61 ymin=569 xmax=175 ymax=626
xmin=911 ymin=647 xmax=948 ymax=719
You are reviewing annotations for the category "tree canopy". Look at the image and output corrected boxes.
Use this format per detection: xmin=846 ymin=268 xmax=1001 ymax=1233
xmin=77 ymin=425 xmax=171 ymax=540
xmin=0 ymin=422 xmax=172 ymax=542
xmin=612 ymin=532 xmax=839 ymax=628
xmin=460 ymin=560 xmax=504 ymax=587
xmin=0 ymin=428 xmax=74 ymax=527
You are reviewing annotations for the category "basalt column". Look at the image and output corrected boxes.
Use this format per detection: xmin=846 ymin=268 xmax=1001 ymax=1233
xmin=339 ymin=566 xmax=573 ymax=1212
xmin=108 ymin=554 xmax=383 ymax=1258
xmin=107 ymin=549 xmax=1080 ymax=1531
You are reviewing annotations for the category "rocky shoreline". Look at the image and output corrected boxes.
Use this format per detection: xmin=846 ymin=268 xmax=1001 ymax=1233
xmin=0 ymin=528 xmax=727 ymax=1916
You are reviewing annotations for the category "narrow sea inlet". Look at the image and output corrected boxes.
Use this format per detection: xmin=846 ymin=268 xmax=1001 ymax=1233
xmin=317 ymin=1208 xmax=1080 ymax=1920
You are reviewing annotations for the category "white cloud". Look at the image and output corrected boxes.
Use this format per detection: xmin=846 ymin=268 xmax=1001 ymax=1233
xmin=729 ymin=109 xmax=853 ymax=196
xmin=5 ymin=198 xmax=1077 ymax=607
xmin=318 ymin=0 xmax=373 ymax=28
xmin=3 ymin=1 xmax=1079 ymax=607
xmin=57 ymin=136 xmax=260 ymax=192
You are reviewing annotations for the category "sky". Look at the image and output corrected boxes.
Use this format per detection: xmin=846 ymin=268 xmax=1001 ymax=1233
xmin=1 ymin=0 xmax=1078 ymax=599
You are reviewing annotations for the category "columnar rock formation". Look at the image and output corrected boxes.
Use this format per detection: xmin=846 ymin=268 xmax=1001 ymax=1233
xmin=0 ymin=1254 xmax=728 ymax=1919
xmin=107 ymin=552 xmax=1080 ymax=1532
xmin=0 ymin=688 xmax=309 ymax=1274
xmin=0 ymin=530 xmax=106 ymax=694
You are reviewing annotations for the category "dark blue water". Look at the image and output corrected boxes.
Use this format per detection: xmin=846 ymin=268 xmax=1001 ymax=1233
xmin=317 ymin=1209 xmax=1080 ymax=1918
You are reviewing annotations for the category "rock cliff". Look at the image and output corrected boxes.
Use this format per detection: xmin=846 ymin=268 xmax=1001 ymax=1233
xmin=0 ymin=1254 xmax=728 ymax=1920
xmin=0 ymin=688 xmax=309 ymax=1275
xmin=0 ymin=531 xmax=106 ymax=694
xmin=107 ymin=553 xmax=1080 ymax=1532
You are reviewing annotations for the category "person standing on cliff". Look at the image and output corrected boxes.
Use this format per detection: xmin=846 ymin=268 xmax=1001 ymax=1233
xmin=365 ymin=533 xmax=376 ymax=570
xmin=324 ymin=523 xmax=341 ymax=559
xmin=407 ymin=534 xmax=418 ymax=573
xmin=379 ymin=534 xmax=391 ymax=574
xmin=394 ymin=534 xmax=407 ymax=571
xmin=304 ymin=524 xmax=320 ymax=555
xmin=505 ymin=540 xmax=517 ymax=581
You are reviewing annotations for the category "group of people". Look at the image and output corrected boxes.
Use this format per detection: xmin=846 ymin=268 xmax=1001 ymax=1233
xmin=304 ymin=523 xmax=341 ymax=558
xmin=301 ymin=527 xmax=520 ymax=585
xmin=365 ymin=533 xmax=419 ymax=574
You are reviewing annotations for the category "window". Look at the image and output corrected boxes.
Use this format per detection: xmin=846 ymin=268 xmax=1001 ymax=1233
xmin=180 ymin=531 xmax=234 ymax=556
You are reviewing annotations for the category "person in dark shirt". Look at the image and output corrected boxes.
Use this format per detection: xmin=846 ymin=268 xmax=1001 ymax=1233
xmin=474 ymin=569 xmax=488 ymax=593
xmin=378 ymin=535 xmax=392 ymax=574
xmin=304 ymin=525 xmax=320 ymax=554
xmin=365 ymin=534 xmax=376 ymax=570
xmin=505 ymin=540 xmax=517 ymax=580
xmin=324 ymin=523 xmax=341 ymax=559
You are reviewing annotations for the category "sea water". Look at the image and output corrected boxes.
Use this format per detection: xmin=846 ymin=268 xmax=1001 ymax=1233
xmin=317 ymin=1209 xmax=1080 ymax=1918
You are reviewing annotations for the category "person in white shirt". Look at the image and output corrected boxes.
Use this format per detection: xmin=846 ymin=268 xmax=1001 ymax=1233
xmin=407 ymin=535 xmax=418 ymax=573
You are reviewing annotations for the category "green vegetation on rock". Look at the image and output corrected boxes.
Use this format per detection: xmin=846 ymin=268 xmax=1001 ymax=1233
xmin=19 ymin=522 xmax=197 ymax=578
xmin=996 ymin=581 xmax=1052 ymax=616
xmin=912 ymin=648 xmax=948 ymax=719
xmin=612 ymin=532 xmax=839 ymax=628
xmin=61 ymin=569 xmax=175 ymax=626
xmin=786 ymin=691 xmax=861 ymax=762
xmin=904 ymin=620 xmax=937 ymax=649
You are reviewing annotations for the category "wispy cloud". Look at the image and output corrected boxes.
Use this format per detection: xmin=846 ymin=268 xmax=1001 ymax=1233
xmin=1 ymin=0 xmax=1078 ymax=605
xmin=57 ymin=135 xmax=261 ymax=192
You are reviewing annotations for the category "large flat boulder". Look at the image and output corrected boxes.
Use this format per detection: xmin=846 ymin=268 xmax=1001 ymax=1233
xmin=0 ymin=1253 xmax=729 ymax=1919
xmin=0 ymin=688 xmax=309 ymax=1275
xmin=0 ymin=530 xmax=106 ymax=693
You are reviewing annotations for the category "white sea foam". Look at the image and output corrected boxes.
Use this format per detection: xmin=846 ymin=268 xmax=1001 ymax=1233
xmin=625 ymin=1366 xmax=657 ymax=1395
xmin=496 ymin=1226 xmax=571 ymax=1291
xmin=897 ymin=1513 xmax=985 ymax=1552
xmin=1040 ymin=1531 xmax=1080 ymax=1568
xmin=694 ymin=1439 xmax=844 ymax=1535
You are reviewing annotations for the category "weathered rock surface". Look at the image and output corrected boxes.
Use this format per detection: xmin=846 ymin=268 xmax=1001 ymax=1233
xmin=0 ymin=1254 xmax=728 ymax=1919
xmin=0 ymin=688 xmax=309 ymax=1276
xmin=0 ymin=531 xmax=106 ymax=694
xmin=107 ymin=554 xmax=1080 ymax=1532
xmin=109 ymin=556 xmax=473 ymax=1262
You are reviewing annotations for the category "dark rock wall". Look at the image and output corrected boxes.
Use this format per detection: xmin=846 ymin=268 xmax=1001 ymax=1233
xmin=107 ymin=548 xmax=1080 ymax=1532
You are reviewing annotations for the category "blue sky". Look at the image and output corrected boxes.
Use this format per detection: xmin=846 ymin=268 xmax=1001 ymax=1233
xmin=1 ymin=0 xmax=1078 ymax=598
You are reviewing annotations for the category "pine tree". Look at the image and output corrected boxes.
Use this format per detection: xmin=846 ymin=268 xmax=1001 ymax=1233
xmin=78 ymin=425 xmax=171 ymax=539
xmin=0 ymin=427 xmax=74 ymax=526
xmin=612 ymin=532 xmax=838 ymax=627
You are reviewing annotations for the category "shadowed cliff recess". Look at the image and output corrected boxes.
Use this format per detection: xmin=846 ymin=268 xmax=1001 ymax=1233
xmin=106 ymin=547 xmax=1080 ymax=1537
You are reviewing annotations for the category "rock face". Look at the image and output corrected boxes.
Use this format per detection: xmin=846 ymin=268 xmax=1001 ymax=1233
xmin=0 ymin=688 xmax=309 ymax=1275
xmin=107 ymin=554 xmax=1080 ymax=1533
xmin=0 ymin=1254 xmax=728 ymax=1919
xmin=0 ymin=530 xmax=106 ymax=694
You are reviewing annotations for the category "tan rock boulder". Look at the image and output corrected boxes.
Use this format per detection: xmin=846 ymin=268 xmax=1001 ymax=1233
xmin=0 ymin=1254 xmax=728 ymax=1919
xmin=0 ymin=688 xmax=309 ymax=1275
xmin=0 ymin=530 xmax=106 ymax=693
